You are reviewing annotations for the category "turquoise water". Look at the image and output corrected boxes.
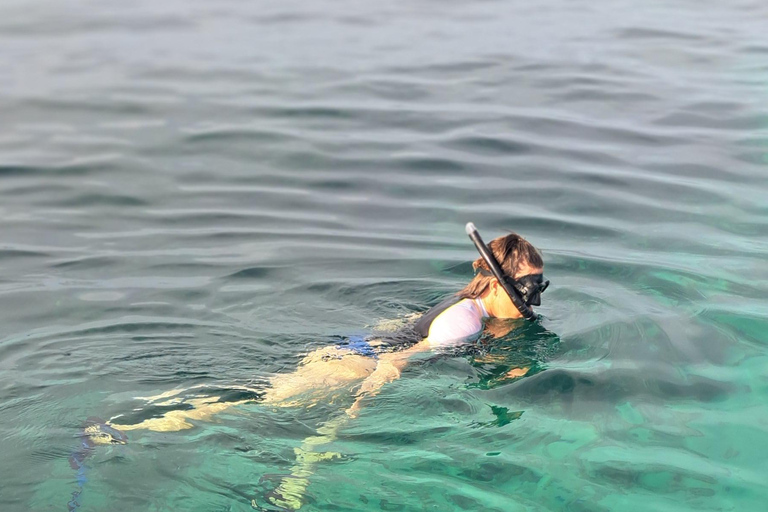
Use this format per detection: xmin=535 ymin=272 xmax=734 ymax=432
xmin=1 ymin=0 xmax=767 ymax=510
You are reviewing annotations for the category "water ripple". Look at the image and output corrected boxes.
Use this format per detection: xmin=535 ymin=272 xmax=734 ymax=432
xmin=1 ymin=0 xmax=767 ymax=509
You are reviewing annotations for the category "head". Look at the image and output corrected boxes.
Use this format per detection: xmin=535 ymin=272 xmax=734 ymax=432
xmin=458 ymin=232 xmax=545 ymax=319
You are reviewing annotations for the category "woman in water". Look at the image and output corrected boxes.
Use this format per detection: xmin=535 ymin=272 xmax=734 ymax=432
xmin=108 ymin=224 xmax=549 ymax=431
xmin=265 ymin=225 xmax=547 ymax=418
xmin=78 ymin=224 xmax=548 ymax=510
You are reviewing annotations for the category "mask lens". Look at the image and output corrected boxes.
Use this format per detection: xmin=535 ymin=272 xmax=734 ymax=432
xmin=511 ymin=275 xmax=548 ymax=306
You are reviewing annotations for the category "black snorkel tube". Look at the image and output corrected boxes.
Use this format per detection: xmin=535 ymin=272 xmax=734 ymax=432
xmin=465 ymin=222 xmax=537 ymax=320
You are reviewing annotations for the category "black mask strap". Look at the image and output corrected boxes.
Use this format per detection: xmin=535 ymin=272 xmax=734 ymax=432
xmin=465 ymin=222 xmax=536 ymax=320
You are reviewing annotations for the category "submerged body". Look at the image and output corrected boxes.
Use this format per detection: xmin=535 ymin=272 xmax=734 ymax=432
xmin=99 ymin=228 xmax=548 ymax=512
xmin=111 ymin=276 xmax=542 ymax=431
xmin=108 ymin=229 xmax=547 ymax=430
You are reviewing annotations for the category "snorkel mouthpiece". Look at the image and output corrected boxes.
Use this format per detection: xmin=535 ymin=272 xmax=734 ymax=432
xmin=465 ymin=222 xmax=537 ymax=320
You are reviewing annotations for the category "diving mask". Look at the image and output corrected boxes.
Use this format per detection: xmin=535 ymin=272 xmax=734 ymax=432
xmin=465 ymin=222 xmax=547 ymax=320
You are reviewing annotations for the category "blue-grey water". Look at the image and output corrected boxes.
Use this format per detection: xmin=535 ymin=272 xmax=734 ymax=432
xmin=1 ymin=0 xmax=767 ymax=510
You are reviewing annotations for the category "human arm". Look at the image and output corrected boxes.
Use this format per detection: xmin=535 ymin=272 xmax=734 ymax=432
xmin=346 ymin=340 xmax=432 ymax=417
xmin=480 ymin=319 xmax=529 ymax=379
xmin=346 ymin=300 xmax=486 ymax=417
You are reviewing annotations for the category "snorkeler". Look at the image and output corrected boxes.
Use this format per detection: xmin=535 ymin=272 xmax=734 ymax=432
xmin=81 ymin=223 xmax=549 ymax=511
xmin=107 ymin=223 xmax=548 ymax=429
xmin=254 ymin=223 xmax=549 ymax=510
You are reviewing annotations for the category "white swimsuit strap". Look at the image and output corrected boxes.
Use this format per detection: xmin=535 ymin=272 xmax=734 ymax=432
xmin=473 ymin=297 xmax=489 ymax=318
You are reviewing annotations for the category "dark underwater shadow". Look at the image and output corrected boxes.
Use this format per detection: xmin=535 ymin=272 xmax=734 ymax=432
xmin=462 ymin=318 xmax=562 ymax=391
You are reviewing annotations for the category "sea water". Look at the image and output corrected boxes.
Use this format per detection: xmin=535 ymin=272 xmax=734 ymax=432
xmin=1 ymin=0 xmax=766 ymax=510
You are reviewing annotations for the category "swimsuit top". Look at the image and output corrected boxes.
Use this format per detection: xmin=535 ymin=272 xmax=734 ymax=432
xmin=413 ymin=295 xmax=489 ymax=347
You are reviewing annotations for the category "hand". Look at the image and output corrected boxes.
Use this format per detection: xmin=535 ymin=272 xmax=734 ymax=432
xmin=346 ymin=399 xmax=362 ymax=419
xmin=504 ymin=367 xmax=529 ymax=379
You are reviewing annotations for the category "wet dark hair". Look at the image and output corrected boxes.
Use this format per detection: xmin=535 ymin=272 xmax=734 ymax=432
xmin=458 ymin=232 xmax=543 ymax=300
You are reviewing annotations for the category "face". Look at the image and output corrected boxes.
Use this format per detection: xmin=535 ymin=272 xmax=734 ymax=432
xmin=488 ymin=262 xmax=544 ymax=319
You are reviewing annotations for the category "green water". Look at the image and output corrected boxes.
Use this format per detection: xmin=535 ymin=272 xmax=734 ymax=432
xmin=1 ymin=0 xmax=767 ymax=510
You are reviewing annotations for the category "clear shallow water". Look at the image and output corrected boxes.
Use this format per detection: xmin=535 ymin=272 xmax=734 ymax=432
xmin=1 ymin=0 xmax=767 ymax=510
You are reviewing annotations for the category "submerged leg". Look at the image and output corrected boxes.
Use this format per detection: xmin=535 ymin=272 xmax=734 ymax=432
xmin=109 ymin=347 xmax=377 ymax=432
xmin=255 ymin=413 xmax=350 ymax=511
xmin=110 ymin=397 xmax=251 ymax=432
